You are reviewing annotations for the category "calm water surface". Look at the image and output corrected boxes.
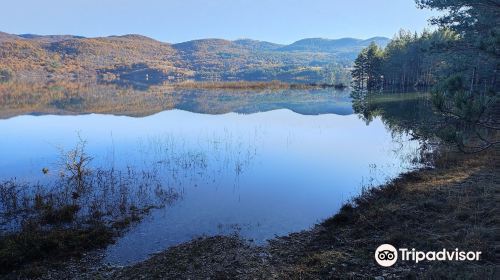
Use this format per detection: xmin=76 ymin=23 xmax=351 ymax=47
xmin=0 ymin=87 xmax=422 ymax=265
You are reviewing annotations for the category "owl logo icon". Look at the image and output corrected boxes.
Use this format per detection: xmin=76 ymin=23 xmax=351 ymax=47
xmin=375 ymin=244 xmax=398 ymax=267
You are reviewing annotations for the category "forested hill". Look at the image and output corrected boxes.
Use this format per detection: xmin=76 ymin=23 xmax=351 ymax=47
xmin=280 ymin=37 xmax=389 ymax=56
xmin=0 ymin=32 xmax=388 ymax=84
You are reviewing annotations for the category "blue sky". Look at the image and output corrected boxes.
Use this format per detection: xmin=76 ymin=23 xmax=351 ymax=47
xmin=0 ymin=0 xmax=439 ymax=44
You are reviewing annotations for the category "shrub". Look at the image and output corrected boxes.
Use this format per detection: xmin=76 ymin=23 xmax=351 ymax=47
xmin=0 ymin=68 xmax=12 ymax=82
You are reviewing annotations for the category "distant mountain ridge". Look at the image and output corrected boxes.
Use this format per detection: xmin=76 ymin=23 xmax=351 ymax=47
xmin=280 ymin=37 xmax=390 ymax=52
xmin=0 ymin=31 xmax=389 ymax=84
xmin=233 ymin=39 xmax=284 ymax=51
xmin=1 ymin=32 xmax=389 ymax=51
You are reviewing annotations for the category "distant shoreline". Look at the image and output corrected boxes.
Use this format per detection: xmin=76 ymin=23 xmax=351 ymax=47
xmin=162 ymin=81 xmax=348 ymax=90
xmin=1 ymin=77 xmax=349 ymax=90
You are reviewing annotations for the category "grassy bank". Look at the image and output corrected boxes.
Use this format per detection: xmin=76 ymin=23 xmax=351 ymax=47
xmin=0 ymin=188 xmax=169 ymax=279
xmin=4 ymin=146 xmax=498 ymax=279
xmin=73 ymin=147 xmax=497 ymax=279
xmin=267 ymin=148 xmax=498 ymax=279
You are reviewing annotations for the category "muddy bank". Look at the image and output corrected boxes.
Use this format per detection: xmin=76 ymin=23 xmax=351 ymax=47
xmin=27 ymin=147 xmax=498 ymax=279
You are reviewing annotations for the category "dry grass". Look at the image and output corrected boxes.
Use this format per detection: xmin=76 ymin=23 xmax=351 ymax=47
xmin=0 ymin=141 xmax=180 ymax=277
xmin=66 ymin=147 xmax=498 ymax=279
xmin=167 ymin=80 xmax=345 ymax=90
xmin=270 ymin=147 xmax=499 ymax=279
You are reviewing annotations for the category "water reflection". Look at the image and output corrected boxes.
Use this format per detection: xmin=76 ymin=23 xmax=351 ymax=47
xmin=0 ymin=81 xmax=353 ymax=119
xmin=350 ymin=90 xmax=440 ymax=164
xmin=0 ymin=83 xmax=430 ymax=265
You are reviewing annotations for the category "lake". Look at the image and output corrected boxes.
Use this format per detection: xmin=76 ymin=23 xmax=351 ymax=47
xmin=0 ymin=84 xmax=424 ymax=265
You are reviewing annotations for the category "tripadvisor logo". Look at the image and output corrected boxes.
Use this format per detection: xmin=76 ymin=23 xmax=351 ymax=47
xmin=375 ymin=244 xmax=482 ymax=267
xmin=375 ymin=244 xmax=398 ymax=267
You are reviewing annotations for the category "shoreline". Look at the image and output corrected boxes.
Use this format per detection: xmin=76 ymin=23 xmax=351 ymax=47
xmin=17 ymin=146 xmax=497 ymax=279
xmin=163 ymin=81 xmax=348 ymax=90
xmin=2 ymin=78 xmax=348 ymax=90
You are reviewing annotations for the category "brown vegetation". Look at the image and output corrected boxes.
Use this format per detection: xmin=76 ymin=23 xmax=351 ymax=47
xmin=0 ymin=32 xmax=352 ymax=84
xmin=0 ymin=142 xmax=180 ymax=277
xmin=24 ymin=146 xmax=498 ymax=279
xmin=267 ymin=147 xmax=498 ymax=279
xmin=169 ymin=80 xmax=346 ymax=90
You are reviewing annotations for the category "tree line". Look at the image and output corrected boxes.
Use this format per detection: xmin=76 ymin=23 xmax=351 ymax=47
xmin=352 ymin=0 xmax=499 ymax=152
xmin=353 ymin=0 xmax=498 ymax=93
xmin=352 ymin=29 xmax=464 ymax=92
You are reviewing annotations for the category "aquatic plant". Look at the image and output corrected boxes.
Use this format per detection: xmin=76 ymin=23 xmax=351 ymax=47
xmin=0 ymin=139 xmax=181 ymax=274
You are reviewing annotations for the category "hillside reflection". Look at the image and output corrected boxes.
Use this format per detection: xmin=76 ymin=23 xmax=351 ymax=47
xmin=0 ymin=81 xmax=353 ymax=119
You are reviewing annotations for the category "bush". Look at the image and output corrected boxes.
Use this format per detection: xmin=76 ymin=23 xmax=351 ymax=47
xmin=0 ymin=68 xmax=12 ymax=82
xmin=0 ymin=225 xmax=113 ymax=274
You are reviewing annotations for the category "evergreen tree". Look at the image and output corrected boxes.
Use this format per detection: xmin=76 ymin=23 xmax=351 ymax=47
xmin=352 ymin=48 xmax=367 ymax=90
xmin=351 ymin=42 xmax=383 ymax=91
xmin=350 ymin=0 xmax=499 ymax=152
